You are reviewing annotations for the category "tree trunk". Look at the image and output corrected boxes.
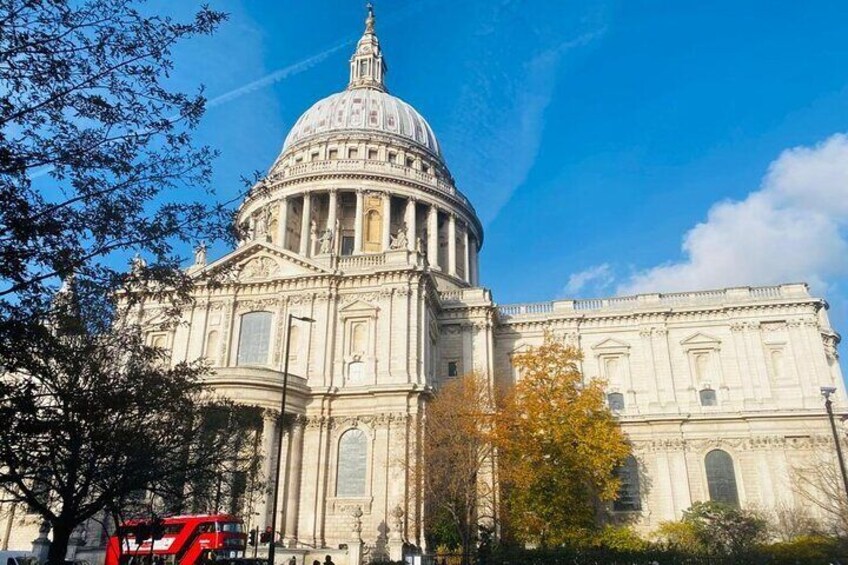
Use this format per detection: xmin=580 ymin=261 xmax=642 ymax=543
xmin=47 ymin=519 xmax=73 ymax=565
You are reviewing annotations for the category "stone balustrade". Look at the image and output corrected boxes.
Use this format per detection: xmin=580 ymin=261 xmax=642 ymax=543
xmin=497 ymin=283 xmax=809 ymax=319
xmin=267 ymin=158 xmax=475 ymax=211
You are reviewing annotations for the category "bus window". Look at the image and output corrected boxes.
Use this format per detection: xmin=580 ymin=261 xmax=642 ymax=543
xmin=198 ymin=523 xmax=215 ymax=533
xmin=216 ymin=523 xmax=244 ymax=533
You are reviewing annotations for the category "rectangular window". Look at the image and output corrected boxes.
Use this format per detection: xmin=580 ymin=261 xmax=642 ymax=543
xmin=388 ymin=152 xmax=397 ymax=164
xmin=406 ymin=156 xmax=415 ymax=168
xmin=348 ymin=148 xmax=359 ymax=159
xmin=311 ymin=151 xmax=319 ymax=161
xmin=607 ymin=392 xmax=625 ymax=412
xmin=447 ymin=361 xmax=458 ymax=377
xmin=341 ymin=235 xmax=355 ymax=256
xmin=700 ymin=389 xmax=718 ymax=406
xmin=237 ymin=312 xmax=273 ymax=365
xmin=328 ymin=148 xmax=338 ymax=159
xmin=368 ymin=148 xmax=378 ymax=160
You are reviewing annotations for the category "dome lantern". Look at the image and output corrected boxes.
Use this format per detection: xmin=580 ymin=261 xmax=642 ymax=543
xmin=348 ymin=3 xmax=387 ymax=93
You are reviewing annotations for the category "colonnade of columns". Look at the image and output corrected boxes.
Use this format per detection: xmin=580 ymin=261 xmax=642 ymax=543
xmin=257 ymin=410 xmax=305 ymax=546
xmin=264 ymin=189 xmax=480 ymax=285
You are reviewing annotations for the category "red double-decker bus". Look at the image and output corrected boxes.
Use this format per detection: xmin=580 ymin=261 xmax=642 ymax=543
xmin=105 ymin=514 xmax=247 ymax=565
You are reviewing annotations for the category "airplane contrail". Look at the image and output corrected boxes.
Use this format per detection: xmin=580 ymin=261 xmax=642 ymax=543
xmin=206 ymin=39 xmax=352 ymax=109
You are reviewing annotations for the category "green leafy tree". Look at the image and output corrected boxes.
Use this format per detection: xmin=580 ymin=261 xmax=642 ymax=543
xmin=0 ymin=0 xmax=231 ymax=322
xmin=681 ymin=501 xmax=768 ymax=557
xmin=493 ymin=333 xmax=631 ymax=547
xmin=0 ymin=2 xmax=243 ymax=563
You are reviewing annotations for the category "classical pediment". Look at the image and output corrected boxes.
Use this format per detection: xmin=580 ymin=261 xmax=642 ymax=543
xmin=680 ymin=332 xmax=721 ymax=351
xmin=591 ymin=337 xmax=631 ymax=351
xmin=339 ymin=299 xmax=379 ymax=318
xmin=194 ymin=241 xmax=333 ymax=283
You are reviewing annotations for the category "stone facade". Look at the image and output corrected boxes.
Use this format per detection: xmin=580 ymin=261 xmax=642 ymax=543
xmin=2 ymin=6 xmax=845 ymax=562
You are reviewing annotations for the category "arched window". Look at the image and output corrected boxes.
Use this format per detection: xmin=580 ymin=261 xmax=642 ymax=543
xmin=607 ymin=392 xmax=625 ymax=412
xmin=237 ymin=311 xmax=272 ymax=366
xmin=699 ymin=388 xmax=717 ymax=406
xmin=613 ymin=456 xmax=641 ymax=511
xmin=705 ymin=449 xmax=739 ymax=507
xmin=337 ymin=429 xmax=367 ymax=497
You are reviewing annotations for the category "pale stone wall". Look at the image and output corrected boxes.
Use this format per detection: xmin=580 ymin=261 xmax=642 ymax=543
xmin=488 ymin=283 xmax=846 ymax=530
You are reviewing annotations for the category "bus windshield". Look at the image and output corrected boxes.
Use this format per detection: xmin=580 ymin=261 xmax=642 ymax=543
xmin=217 ymin=522 xmax=244 ymax=533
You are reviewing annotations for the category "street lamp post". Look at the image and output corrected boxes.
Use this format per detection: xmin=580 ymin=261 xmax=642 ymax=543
xmin=268 ymin=313 xmax=314 ymax=565
xmin=821 ymin=386 xmax=848 ymax=501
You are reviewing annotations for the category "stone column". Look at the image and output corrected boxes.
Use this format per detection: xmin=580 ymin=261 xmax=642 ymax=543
xmin=427 ymin=205 xmax=439 ymax=268
xmin=447 ymin=214 xmax=457 ymax=276
xmin=354 ymin=190 xmax=363 ymax=254
xmin=277 ymin=198 xmax=288 ymax=250
xmin=258 ymin=411 xmax=278 ymax=531
xmin=283 ymin=418 xmax=305 ymax=547
xmin=469 ymin=236 xmax=478 ymax=286
xmin=327 ymin=189 xmax=338 ymax=231
xmin=406 ymin=198 xmax=417 ymax=252
xmin=299 ymin=192 xmax=312 ymax=257
xmin=463 ymin=225 xmax=470 ymax=283
xmin=382 ymin=193 xmax=391 ymax=251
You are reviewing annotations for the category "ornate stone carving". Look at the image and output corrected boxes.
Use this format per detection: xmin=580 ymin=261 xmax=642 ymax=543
xmin=389 ymin=224 xmax=408 ymax=250
xmin=305 ymin=415 xmax=328 ymax=430
xmin=351 ymin=506 xmax=363 ymax=538
xmin=194 ymin=242 xmax=207 ymax=268
xmin=390 ymin=505 xmax=404 ymax=539
xmin=240 ymin=256 xmax=280 ymax=281
xmin=318 ymin=228 xmax=334 ymax=254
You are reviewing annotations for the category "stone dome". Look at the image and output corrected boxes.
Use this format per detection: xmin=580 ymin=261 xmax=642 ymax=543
xmin=282 ymin=89 xmax=441 ymax=159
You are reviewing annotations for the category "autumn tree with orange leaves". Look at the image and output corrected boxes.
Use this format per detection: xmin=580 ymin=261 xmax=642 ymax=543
xmin=422 ymin=373 xmax=496 ymax=562
xmin=494 ymin=333 xmax=631 ymax=547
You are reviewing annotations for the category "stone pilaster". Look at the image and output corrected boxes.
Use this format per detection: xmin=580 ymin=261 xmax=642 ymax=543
xmin=381 ymin=192 xmax=391 ymax=251
xmin=277 ymin=198 xmax=288 ymax=249
xmin=354 ymin=189 xmax=363 ymax=254
xmin=427 ymin=205 xmax=439 ymax=268
xmin=299 ymin=192 xmax=311 ymax=257
xmin=447 ymin=214 xmax=457 ymax=276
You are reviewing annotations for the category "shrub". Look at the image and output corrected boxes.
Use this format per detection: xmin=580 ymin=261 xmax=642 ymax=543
xmin=681 ymin=501 xmax=768 ymax=556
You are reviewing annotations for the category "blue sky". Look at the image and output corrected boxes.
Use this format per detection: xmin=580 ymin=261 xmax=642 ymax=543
xmin=159 ymin=1 xmax=848 ymax=333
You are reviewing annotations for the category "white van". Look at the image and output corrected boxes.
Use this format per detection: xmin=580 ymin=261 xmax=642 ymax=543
xmin=0 ymin=551 xmax=37 ymax=565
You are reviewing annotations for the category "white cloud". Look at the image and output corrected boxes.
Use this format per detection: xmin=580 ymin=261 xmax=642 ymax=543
xmin=618 ymin=133 xmax=848 ymax=296
xmin=564 ymin=263 xmax=613 ymax=296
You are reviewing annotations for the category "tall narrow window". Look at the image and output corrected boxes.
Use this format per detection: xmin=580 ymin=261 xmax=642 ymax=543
xmin=613 ymin=456 xmax=641 ymax=511
xmin=705 ymin=449 xmax=739 ymax=507
xmin=237 ymin=311 xmax=272 ymax=366
xmin=337 ymin=429 xmax=367 ymax=497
